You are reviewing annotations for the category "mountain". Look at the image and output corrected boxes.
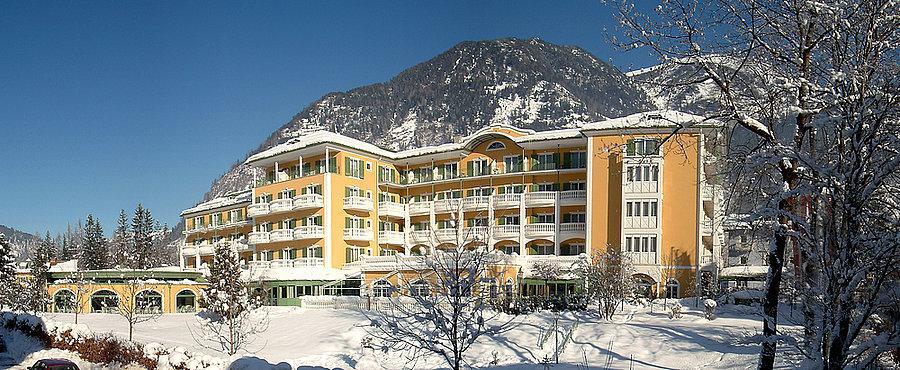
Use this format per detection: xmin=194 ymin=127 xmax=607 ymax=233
xmin=203 ymin=37 xmax=654 ymax=201
xmin=0 ymin=224 xmax=42 ymax=261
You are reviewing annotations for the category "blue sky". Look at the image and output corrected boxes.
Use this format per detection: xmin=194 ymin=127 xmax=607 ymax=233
xmin=0 ymin=1 xmax=657 ymax=236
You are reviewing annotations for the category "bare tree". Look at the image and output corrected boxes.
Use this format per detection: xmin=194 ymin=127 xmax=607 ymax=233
xmin=605 ymin=0 xmax=899 ymax=367
xmin=364 ymin=204 xmax=514 ymax=370
xmin=116 ymin=277 xmax=163 ymax=341
xmin=580 ymin=246 xmax=634 ymax=320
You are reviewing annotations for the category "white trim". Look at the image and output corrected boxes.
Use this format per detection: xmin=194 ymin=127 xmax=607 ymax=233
xmin=324 ymin=173 xmax=333 ymax=268
xmin=585 ymin=138 xmax=593 ymax=255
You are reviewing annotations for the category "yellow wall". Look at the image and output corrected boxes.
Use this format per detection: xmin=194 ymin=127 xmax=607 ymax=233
xmin=48 ymin=282 xmax=205 ymax=314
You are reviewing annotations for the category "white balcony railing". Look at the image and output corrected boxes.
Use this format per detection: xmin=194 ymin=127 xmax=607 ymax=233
xmin=559 ymin=190 xmax=586 ymax=205
xmin=626 ymin=251 xmax=658 ymax=265
xmin=492 ymin=194 xmax=522 ymax=209
xmin=293 ymin=257 xmax=324 ymax=267
xmin=700 ymin=254 xmax=714 ymax=265
xmin=186 ymin=225 xmax=207 ymax=234
xmin=434 ymin=229 xmax=457 ymax=244
xmin=464 ymin=226 xmax=489 ymax=241
xmin=408 ymin=202 xmax=432 ymax=216
xmin=493 ymin=225 xmax=520 ymax=239
xmin=293 ymin=225 xmax=324 ymax=240
xmin=293 ymin=194 xmax=324 ymax=210
xmin=249 ymin=231 xmax=270 ymax=244
xmin=524 ymin=223 xmax=555 ymax=238
xmin=434 ymin=199 xmax=462 ymax=213
xmin=525 ymin=192 xmax=556 ymax=208
xmin=247 ymin=203 xmax=270 ymax=217
xmin=343 ymin=228 xmax=374 ymax=241
xmin=463 ymin=196 xmax=490 ymax=211
xmin=198 ymin=245 xmax=214 ymax=256
xmin=624 ymin=216 xmax=658 ymax=229
xmin=268 ymin=258 xmax=325 ymax=268
xmin=181 ymin=245 xmax=197 ymax=256
xmin=409 ymin=230 xmax=431 ymax=245
xmin=702 ymin=217 xmax=714 ymax=235
xmin=343 ymin=196 xmax=374 ymax=212
xmin=269 ymin=229 xmax=293 ymax=242
xmin=623 ymin=180 xmax=660 ymax=193
xmin=559 ymin=222 xmax=586 ymax=235
xmin=377 ymin=201 xmax=405 ymax=218
xmin=378 ymin=230 xmax=405 ymax=245
xmin=269 ymin=198 xmax=294 ymax=214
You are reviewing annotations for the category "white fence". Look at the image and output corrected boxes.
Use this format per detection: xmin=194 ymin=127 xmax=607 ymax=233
xmin=300 ymin=295 xmax=439 ymax=312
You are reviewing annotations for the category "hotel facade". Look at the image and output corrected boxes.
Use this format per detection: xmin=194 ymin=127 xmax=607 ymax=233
xmin=179 ymin=111 xmax=726 ymax=303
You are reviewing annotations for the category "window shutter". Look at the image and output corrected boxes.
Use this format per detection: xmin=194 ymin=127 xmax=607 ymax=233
xmin=344 ymin=157 xmax=351 ymax=176
xmin=626 ymin=140 xmax=636 ymax=156
xmin=344 ymin=187 xmax=350 ymax=197
xmin=360 ymin=165 xmax=365 ymax=180
xmin=553 ymin=183 xmax=560 ymax=191
xmin=466 ymin=161 xmax=473 ymax=176
xmin=466 ymin=189 xmax=474 ymax=197
xmin=531 ymin=154 xmax=539 ymax=169
xmin=498 ymin=187 xmax=505 ymax=195
xmin=498 ymin=217 xmax=505 ymax=225
xmin=345 ymin=217 xmax=351 ymax=228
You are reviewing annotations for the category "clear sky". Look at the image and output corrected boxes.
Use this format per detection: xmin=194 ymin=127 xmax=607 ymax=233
xmin=0 ymin=1 xmax=657 ymax=236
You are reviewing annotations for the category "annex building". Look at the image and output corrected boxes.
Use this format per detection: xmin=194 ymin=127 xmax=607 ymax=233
xmin=179 ymin=111 xmax=726 ymax=304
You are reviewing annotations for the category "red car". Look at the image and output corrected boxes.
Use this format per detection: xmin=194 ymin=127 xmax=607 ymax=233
xmin=29 ymin=359 xmax=80 ymax=370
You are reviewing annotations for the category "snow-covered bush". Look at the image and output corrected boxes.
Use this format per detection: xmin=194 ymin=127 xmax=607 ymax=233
xmin=667 ymin=302 xmax=683 ymax=320
xmin=703 ymin=299 xmax=718 ymax=320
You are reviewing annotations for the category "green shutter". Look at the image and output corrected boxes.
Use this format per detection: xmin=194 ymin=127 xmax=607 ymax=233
xmin=467 ymin=161 xmax=474 ymax=176
xmin=345 ymin=187 xmax=350 ymax=197
xmin=498 ymin=187 xmax=505 ymax=195
xmin=345 ymin=157 xmax=351 ymax=176
xmin=553 ymin=183 xmax=560 ymax=191
xmin=552 ymin=153 xmax=560 ymax=168
xmin=345 ymin=217 xmax=351 ymax=228
xmin=531 ymin=154 xmax=539 ymax=170
xmin=626 ymin=140 xmax=636 ymax=156
xmin=498 ymin=217 xmax=505 ymax=225
xmin=466 ymin=189 xmax=474 ymax=197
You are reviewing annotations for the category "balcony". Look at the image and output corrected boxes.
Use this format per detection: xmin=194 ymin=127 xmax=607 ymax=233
xmin=624 ymin=216 xmax=658 ymax=229
xmin=378 ymin=230 xmax=405 ymax=245
xmin=268 ymin=258 xmax=324 ymax=268
xmin=224 ymin=219 xmax=250 ymax=228
xmin=623 ymin=180 xmax=660 ymax=193
xmin=185 ymin=225 xmax=207 ymax=234
xmin=559 ymin=222 xmax=586 ymax=238
xmin=525 ymin=192 xmax=556 ymax=208
xmin=493 ymin=225 xmax=520 ymax=239
xmin=463 ymin=226 xmax=489 ymax=242
xmin=343 ymin=228 xmax=374 ymax=241
xmin=198 ymin=245 xmax=215 ymax=256
xmin=524 ymin=223 xmax=555 ymax=238
xmin=492 ymin=194 xmax=522 ymax=209
xmin=378 ymin=201 xmax=405 ymax=218
xmin=626 ymin=251 xmax=658 ymax=265
xmin=702 ymin=217 xmax=714 ymax=235
xmin=433 ymin=229 xmax=457 ymax=244
xmin=269 ymin=198 xmax=294 ymax=214
xmin=434 ymin=199 xmax=461 ymax=214
xmin=408 ymin=201 xmax=432 ymax=216
xmin=559 ymin=190 xmax=586 ymax=205
xmin=249 ymin=231 xmax=270 ymax=244
xmin=269 ymin=229 xmax=293 ymax=242
xmin=409 ymin=230 xmax=431 ymax=245
xmin=293 ymin=225 xmax=324 ymax=240
xmin=181 ymin=245 xmax=197 ymax=256
xmin=463 ymin=196 xmax=490 ymax=211
xmin=247 ymin=203 xmax=270 ymax=217
xmin=293 ymin=194 xmax=324 ymax=210
xmin=343 ymin=196 xmax=374 ymax=212
xmin=700 ymin=254 xmax=714 ymax=265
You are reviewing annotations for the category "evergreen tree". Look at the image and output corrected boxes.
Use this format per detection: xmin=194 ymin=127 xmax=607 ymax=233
xmin=111 ymin=209 xmax=129 ymax=266
xmin=129 ymin=204 xmax=154 ymax=269
xmin=60 ymin=221 xmax=84 ymax=261
xmin=24 ymin=232 xmax=54 ymax=312
xmin=80 ymin=214 xmax=109 ymax=270
xmin=0 ymin=234 xmax=22 ymax=309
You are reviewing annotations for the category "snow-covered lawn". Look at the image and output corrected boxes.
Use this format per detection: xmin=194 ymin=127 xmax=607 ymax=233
xmin=10 ymin=302 xmax=798 ymax=369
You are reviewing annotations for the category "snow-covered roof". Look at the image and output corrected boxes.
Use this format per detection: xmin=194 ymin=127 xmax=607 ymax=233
xmin=180 ymin=190 xmax=252 ymax=216
xmin=245 ymin=110 xmax=717 ymax=166
xmin=720 ymin=265 xmax=769 ymax=278
xmin=245 ymin=266 xmax=351 ymax=282
xmin=48 ymin=260 xmax=79 ymax=273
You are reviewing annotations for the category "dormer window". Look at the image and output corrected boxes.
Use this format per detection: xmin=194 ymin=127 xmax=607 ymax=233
xmin=486 ymin=141 xmax=506 ymax=151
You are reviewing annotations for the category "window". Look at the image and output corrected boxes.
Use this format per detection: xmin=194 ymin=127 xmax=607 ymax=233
xmin=230 ymin=233 xmax=244 ymax=241
xmin=256 ymin=193 xmax=272 ymax=203
xmin=498 ymin=184 xmax=525 ymax=194
xmin=306 ymin=246 xmax=323 ymax=258
xmin=468 ymin=218 xmax=488 ymax=227
xmin=501 ymin=244 xmax=519 ymax=255
xmin=486 ymin=141 xmax=506 ymax=150
xmin=409 ymin=280 xmax=430 ymax=297
xmin=499 ymin=215 xmax=520 ymax=225
xmin=302 ymin=216 xmax=322 ymax=226
xmin=257 ymin=222 xmax=272 ymax=232
xmin=563 ymin=181 xmax=586 ymax=191
xmin=259 ymin=250 xmax=273 ymax=261
xmin=380 ymin=249 xmax=398 ymax=256
xmin=565 ymin=151 xmax=587 ymax=168
xmin=279 ymin=189 xmax=296 ymax=199
xmin=535 ymin=183 xmax=556 ymax=192
xmin=504 ymin=155 xmax=523 ymax=173
xmin=303 ymin=184 xmax=322 ymax=195
xmin=192 ymin=216 xmax=205 ymax=230
xmin=378 ymin=166 xmax=396 ymax=183
xmin=443 ymin=163 xmax=458 ymax=179
xmin=345 ymin=157 xmax=364 ymax=179
xmin=366 ymin=162 xmax=372 ymax=171
xmin=345 ymin=186 xmax=363 ymax=197
xmin=472 ymin=187 xmax=493 ymax=196
xmin=533 ymin=214 xmax=555 ymax=224
xmin=626 ymin=138 xmax=661 ymax=156
xmin=229 ymin=209 xmax=243 ymax=222
xmin=740 ymin=256 xmax=748 ymax=265
xmin=529 ymin=244 xmax=554 ymax=255
xmin=562 ymin=213 xmax=586 ymax=223
xmin=345 ymin=217 xmax=369 ymax=230
xmin=665 ymin=279 xmax=680 ymax=299
xmin=532 ymin=153 xmax=557 ymax=170
xmin=347 ymin=246 xmax=371 ymax=263
xmin=468 ymin=158 xmax=490 ymax=176
xmin=372 ymin=280 xmax=393 ymax=297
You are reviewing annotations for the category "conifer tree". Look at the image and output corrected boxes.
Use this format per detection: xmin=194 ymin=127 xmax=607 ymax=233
xmin=80 ymin=214 xmax=109 ymax=270
xmin=129 ymin=204 xmax=154 ymax=269
xmin=23 ymin=232 xmax=54 ymax=312
xmin=0 ymin=234 xmax=22 ymax=309
xmin=110 ymin=209 xmax=129 ymax=266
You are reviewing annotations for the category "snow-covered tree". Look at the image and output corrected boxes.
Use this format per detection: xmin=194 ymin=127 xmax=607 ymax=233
xmin=110 ymin=209 xmax=130 ymax=267
xmin=0 ymin=234 xmax=22 ymax=309
xmin=80 ymin=214 xmax=109 ymax=270
xmin=364 ymin=208 xmax=511 ymax=370
xmin=194 ymin=240 xmax=267 ymax=355
xmin=116 ymin=277 xmax=162 ymax=341
xmin=66 ymin=269 xmax=90 ymax=324
xmin=59 ymin=221 xmax=84 ymax=261
xmin=579 ymin=246 xmax=633 ymax=320
xmin=129 ymin=204 xmax=155 ymax=269
xmin=606 ymin=0 xmax=899 ymax=367
xmin=22 ymin=232 xmax=54 ymax=313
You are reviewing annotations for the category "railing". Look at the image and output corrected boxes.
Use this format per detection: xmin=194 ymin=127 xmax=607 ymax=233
xmin=198 ymin=245 xmax=214 ymax=255
xmin=247 ymin=203 xmax=270 ymax=217
xmin=343 ymin=196 xmax=374 ymax=211
xmin=249 ymin=231 xmax=270 ymax=244
xmin=525 ymin=192 xmax=556 ymax=207
xmin=409 ymin=230 xmax=431 ymax=244
xmin=181 ymin=245 xmax=197 ymax=256
xmin=559 ymin=190 xmax=586 ymax=204
xmin=625 ymin=251 xmax=658 ymax=265
xmin=378 ymin=201 xmax=405 ymax=218
xmin=463 ymin=196 xmax=490 ymax=211
xmin=492 ymin=194 xmax=522 ymax=208
xmin=624 ymin=216 xmax=658 ymax=229
xmin=378 ymin=230 xmax=405 ymax=245
xmin=293 ymin=194 xmax=324 ymax=209
xmin=268 ymin=258 xmax=325 ymax=268
xmin=700 ymin=254 xmax=714 ymax=265
xmin=433 ymin=229 xmax=457 ymax=243
xmin=269 ymin=229 xmax=294 ymax=242
xmin=493 ymin=225 xmax=520 ymax=239
xmin=702 ymin=217 xmax=714 ymax=235
xmin=408 ymin=201 xmax=432 ymax=216
xmin=524 ymin=223 xmax=555 ymax=237
xmin=343 ymin=228 xmax=374 ymax=241
xmin=269 ymin=198 xmax=294 ymax=214
xmin=186 ymin=225 xmax=207 ymax=234
xmin=523 ymin=254 xmax=585 ymax=270
xmin=623 ymin=180 xmax=660 ymax=193
xmin=559 ymin=222 xmax=586 ymax=234
xmin=464 ymin=226 xmax=489 ymax=241
xmin=434 ymin=199 xmax=461 ymax=213
xmin=293 ymin=257 xmax=324 ymax=267
xmin=293 ymin=225 xmax=324 ymax=239
xmin=531 ymin=163 xmax=557 ymax=171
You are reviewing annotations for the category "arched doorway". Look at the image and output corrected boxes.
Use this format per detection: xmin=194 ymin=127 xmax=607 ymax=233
xmin=53 ymin=290 xmax=75 ymax=313
xmin=633 ymin=274 xmax=656 ymax=298
xmin=135 ymin=290 xmax=163 ymax=314
xmin=91 ymin=290 xmax=119 ymax=313
xmin=175 ymin=289 xmax=197 ymax=313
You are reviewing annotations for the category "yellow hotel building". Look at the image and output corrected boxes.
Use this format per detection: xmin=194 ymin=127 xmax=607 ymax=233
xmin=179 ymin=111 xmax=725 ymax=303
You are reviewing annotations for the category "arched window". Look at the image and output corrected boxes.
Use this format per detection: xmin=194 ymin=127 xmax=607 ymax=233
xmin=53 ymin=290 xmax=75 ymax=313
xmin=372 ymin=280 xmax=394 ymax=298
xmin=176 ymin=289 xmax=197 ymax=313
xmin=486 ymin=141 xmax=506 ymax=151
xmin=136 ymin=290 xmax=163 ymax=314
xmin=633 ymin=275 xmax=654 ymax=298
xmin=665 ymin=279 xmax=680 ymax=299
xmin=408 ymin=280 xmax=430 ymax=297
xmin=91 ymin=290 xmax=120 ymax=313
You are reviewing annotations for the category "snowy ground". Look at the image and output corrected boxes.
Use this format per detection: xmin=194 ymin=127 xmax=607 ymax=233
xmin=8 ymin=302 xmax=802 ymax=369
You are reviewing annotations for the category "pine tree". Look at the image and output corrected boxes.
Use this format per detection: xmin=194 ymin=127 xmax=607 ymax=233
xmin=80 ymin=215 xmax=109 ymax=270
xmin=0 ymin=234 xmax=22 ymax=309
xmin=110 ymin=209 xmax=129 ymax=267
xmin=24 ymin=232 xmax=54 ymax=312
xmin=130 ymin=204 xmax=154 ymax=269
